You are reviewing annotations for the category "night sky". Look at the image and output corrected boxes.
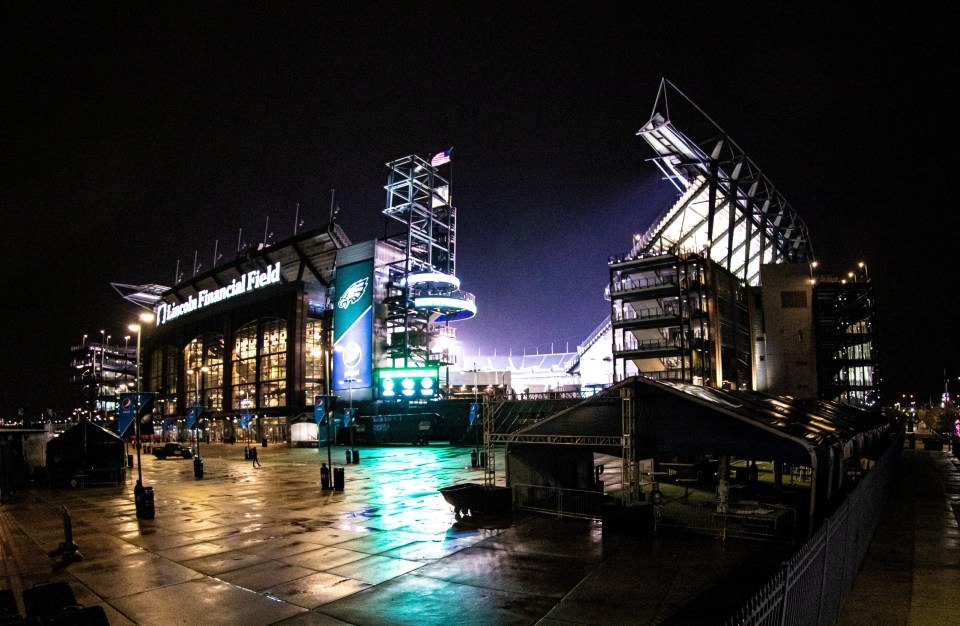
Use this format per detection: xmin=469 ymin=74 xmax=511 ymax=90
xmin=3 ymin=4 xmax=957 ymax=415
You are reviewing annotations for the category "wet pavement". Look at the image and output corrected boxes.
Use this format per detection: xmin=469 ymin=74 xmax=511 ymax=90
xmin=0 ymin=443 xmax=789 ymax=625
xmin=836 ymin=447 xmax=960 ymax=625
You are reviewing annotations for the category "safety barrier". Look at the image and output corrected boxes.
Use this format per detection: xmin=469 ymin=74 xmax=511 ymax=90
xmin=513 ymin=484 xmax=606 ymax=520
xmin=656 ymin=499 xmax=797 ymax=544
xmin=725 ymin=438 xmax=900 ymax=625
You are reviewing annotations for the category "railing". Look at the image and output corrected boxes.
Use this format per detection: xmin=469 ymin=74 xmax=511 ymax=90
xmin=513 ymin=484 xmax=607 ymax=520
xmin=616 ymin=337 xmax=682 ymax=352
xmin=614 ymin=304 xmax=680 ymax=322
xmin=657 ymin=499 xmax=797 ymax=544
xmin=725 ymin=437 xmax=901 ymax=625
xmin=610 ymin=276 xmax=677 ymax=293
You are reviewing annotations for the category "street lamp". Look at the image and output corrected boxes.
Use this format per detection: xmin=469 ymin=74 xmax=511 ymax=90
xmin=311 ymin=345 xmax=335 ymax=484
xmin=345 ymin=375 xmax=357 ymax=459
xmin=129 ymin=311 xmax=155 ymax=519
xmin=124 ymin=335 xmax=131 ymax=387
xmin=99 ymin=330 xmax=106 ymax=422
xmin=186 ymin=365 xmax=209 ymax=478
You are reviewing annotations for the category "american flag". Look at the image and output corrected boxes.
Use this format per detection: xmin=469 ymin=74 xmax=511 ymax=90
xmin=431 ymin=148 xmax=451 ymax=167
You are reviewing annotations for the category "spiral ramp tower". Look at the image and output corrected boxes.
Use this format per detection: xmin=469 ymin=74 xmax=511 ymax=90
xmin=382 ymin=155 xmax=476 ymax=371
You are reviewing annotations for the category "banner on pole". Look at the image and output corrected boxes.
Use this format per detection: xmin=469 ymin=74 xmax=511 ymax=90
xmin=186 ymin=405 xmax=204 ymax=430
xmin=119 ymin=392 xmax=153 ymax=436
xmin=314 ymin=395 xmax=327 ymax=425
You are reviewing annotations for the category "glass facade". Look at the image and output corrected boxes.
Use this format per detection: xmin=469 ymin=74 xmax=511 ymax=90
xmin=233 ymin=322 xmax=258 ymax=411
xmin=304 ymin=318 xmax=326 ymax=402
xmin=261 ymin=318 xmax=287 ymax=408
xmin=150 ymin=345 xmax=180 ymax=416
xmin=184 ymin=333 xmax=224 ymax=410
xmin=232 ymin=318 xmax=287 ymax=410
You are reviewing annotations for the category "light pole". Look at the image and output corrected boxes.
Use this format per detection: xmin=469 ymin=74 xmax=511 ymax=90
xmin=345 ymin=375 xmax=357 ymax=459
xmin=99 ymin=330 xmax=106 ymax=422
xmin=312 ymin=345 xmax=334 ymax=479
xmin=325 ymin=344 xmax=333 ymax=478
xmin=124 ymin=335 xmax=131 ymax=387
xmin=129 ymin=312 xmax=155 ymax=518
xmin=186 ymin=365 xmax=209 ymax=478
xmin=465 ymin=364 xmax=481 ymax=463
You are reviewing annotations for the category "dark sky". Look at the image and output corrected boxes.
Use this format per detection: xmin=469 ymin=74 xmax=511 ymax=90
xmin=3 ymin=3 xmax=957 ymax=414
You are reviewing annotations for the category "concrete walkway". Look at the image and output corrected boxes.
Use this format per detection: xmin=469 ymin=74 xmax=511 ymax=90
xmin=0 ymin=443 xmax=788 ymax=625
xmin=836 ymin=447 xmax=960 ymax=625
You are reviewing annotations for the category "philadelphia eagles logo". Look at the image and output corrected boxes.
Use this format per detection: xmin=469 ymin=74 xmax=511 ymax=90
xmin=338 ymin=277 xmax=369 ymax=309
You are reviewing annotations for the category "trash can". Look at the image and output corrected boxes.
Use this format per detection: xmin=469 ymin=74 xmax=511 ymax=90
xmin=333 ymin=467 xmax=345 ymax=491
xmin=135 ymin=486 xmax=155 ymax=520
xmin=262 ymin=437 xmax=268 ymax=447
xmin=479 ymin=451 xmax=487 ymax=467
xmin=470 ymin=450 xmax=478 ymax=467
xmin=127 ymin=454 xmax=134 ymax=468
xmin=193 ymin=456 xmax=204 ymax=479
xmin=352 ymin=449 xmax=360 ymax=464
xmin=346 ymin=449 xmax=352 ymax=464
xmin=244 ymin=447 xmax=250 ymax=459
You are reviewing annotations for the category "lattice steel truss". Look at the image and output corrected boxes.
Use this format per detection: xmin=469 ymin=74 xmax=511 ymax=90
xmin=381 ymin=155 xmax=459 ymax=368
xmin=383 ymin=155 xmax=456 ymax=277
xmin=633 ymin=79 xmax=814 ymax=285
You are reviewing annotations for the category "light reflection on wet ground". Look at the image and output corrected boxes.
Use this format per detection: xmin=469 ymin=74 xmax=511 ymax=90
xmin=0 ymin=444 xmax=788 ymax=625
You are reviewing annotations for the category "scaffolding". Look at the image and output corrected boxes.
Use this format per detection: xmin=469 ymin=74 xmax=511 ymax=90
xmin=381 ymin=155 xmax=475 ymax=370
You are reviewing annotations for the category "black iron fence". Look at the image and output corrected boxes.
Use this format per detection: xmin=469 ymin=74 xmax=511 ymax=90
xmin=725 ymin=437 xmax=901 ymax=625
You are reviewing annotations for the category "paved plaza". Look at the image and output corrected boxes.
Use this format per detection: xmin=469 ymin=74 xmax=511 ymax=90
xmin=0 ymin=443 xmax=794 ymax=625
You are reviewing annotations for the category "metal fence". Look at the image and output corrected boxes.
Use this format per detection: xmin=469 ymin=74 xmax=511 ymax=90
xmin=725 ymin=439 xmax=901 ymax=625
xmin=513 ymin=484 xmax=607 ymax=520
xmin=656 ymin=499 xmax=797 ymax=544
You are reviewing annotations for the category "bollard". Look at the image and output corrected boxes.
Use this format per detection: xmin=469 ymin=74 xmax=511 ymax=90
xmin=333 ymin=466 xmax=345 ymax=491
xmin=48 ymin=506 xmax=83 ymax=563
xmin=321 ymin=463 xmax=331 ymax=490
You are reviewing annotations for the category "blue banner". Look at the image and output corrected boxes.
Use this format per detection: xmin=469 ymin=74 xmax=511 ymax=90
xmin=186 ymin=405 xmax=203 ymax=430
xmin=468 ymin=402 xmax=480 ymax=426
xmin=333 ymin=259 xmax=374 ymax=391
xmin=240 ymin=412 xmax=252 ymax=430
xmin=314 ymin=395 xmax=327 ymax=425
xmin=119 ymin=392 xmax=153 ymax=436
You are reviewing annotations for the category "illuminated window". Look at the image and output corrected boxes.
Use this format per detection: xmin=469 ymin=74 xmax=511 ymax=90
xmin=233 ymin=323 xmax=258 ymax=408
xmin=232 ymin=318 xmax=287 ymax=409
xmin=305 ymin=318 xmax=326 ymax=400
xmin=184 ymin=333 xmax=224 ymax=410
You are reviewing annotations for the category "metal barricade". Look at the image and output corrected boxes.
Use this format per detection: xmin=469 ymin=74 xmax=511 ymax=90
xmin=513 ymin=484 xmax=606 ymax=520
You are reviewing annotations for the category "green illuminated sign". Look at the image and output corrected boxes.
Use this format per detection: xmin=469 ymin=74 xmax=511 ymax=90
xmin=378 ymin=367 xmax=440 ymax=399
